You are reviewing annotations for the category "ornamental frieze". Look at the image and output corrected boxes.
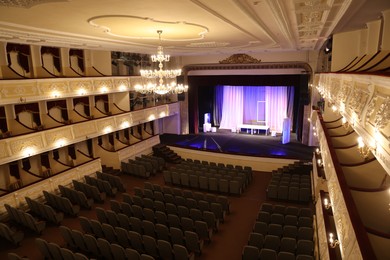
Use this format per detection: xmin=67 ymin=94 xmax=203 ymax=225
xmin=374 ymin=96 xmax=390 ymax=129
xmin=219 ymin=54 xmax=261 ymax=64
xmin=365 ymin=95 xmax=377 ymax=123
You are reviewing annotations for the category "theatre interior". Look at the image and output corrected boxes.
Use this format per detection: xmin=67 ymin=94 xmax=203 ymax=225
xmin=0 ymin=1 xmax=389 ymax=259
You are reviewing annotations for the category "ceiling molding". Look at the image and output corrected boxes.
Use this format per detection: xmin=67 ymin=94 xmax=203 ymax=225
xmin=0 ymin=0 xmax=68 ymax=8
xmin=189 ymin=0 xmax=265 ymax=42
xmin=88 ymin=15 xmax=209 ymax=42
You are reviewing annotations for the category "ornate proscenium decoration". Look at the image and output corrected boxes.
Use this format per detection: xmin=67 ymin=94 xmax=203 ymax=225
xmin=219 ymin=54 xmax=261 ymax=64
xmin=136 ymin=30 xmax=188 ymax=95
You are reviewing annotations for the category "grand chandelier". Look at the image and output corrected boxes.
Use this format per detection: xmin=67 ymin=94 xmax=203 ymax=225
xmin=135 ymin=30 xmax=188 ymax=95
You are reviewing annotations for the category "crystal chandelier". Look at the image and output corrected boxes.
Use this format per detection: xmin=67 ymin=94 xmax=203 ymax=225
xmin=135 ymin=30 xmax=188 ymax=95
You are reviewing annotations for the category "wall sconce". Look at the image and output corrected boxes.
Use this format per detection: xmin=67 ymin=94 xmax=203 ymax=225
xmin=119 ymin=84 xmax=127 ymax=91
xmin=357 ymin=137 xmax=371 ymax=159
xmin=103 ymin=126 xmax=112 ymax=134
xmin=329 ymin=233 xmax=340 ymax=248
xmin=100 ymin=86 xmax=108 ymax=93
xmin=52 ymin=91 xmax=60 ymax=98
xmin=317 ymin=158 xmax=323 ymax=167
xmin=315 ymin=148 xmax=321 ymax=155
xmin=55 ymin=138 xmax=66 ymax=148
xmin=78 ymin=88 xmax=86 ymax=95
xmin=324 ymin=198 xmax=332 ymax=209
xmin=341 ymin=117 xmax=350 ymax=130
xmin=121 ymin=121 xmax=130 ymax=128
xmin=23 ymin=147 xmax=35 ymax=157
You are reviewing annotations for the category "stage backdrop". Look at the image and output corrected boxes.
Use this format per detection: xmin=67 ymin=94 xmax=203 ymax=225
xmin=216 ymin=85 xmax=292 ymax=133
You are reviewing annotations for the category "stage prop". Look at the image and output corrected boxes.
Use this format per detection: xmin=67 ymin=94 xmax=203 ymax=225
xmin=203 ymin=113 xmax=212 ymax=132
xmin=282 ymin=117 xmax=291 ymax=144
xmin=237 ymin=124 xmax=270 ymax=135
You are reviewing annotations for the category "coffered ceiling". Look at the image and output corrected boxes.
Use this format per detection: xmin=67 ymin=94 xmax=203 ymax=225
xmin=0 ymin=0 xmax=388 ymax=56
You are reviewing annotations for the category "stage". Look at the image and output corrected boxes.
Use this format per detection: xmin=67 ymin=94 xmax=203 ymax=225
xmin=159 ymin=130 xmax=314 ymax=161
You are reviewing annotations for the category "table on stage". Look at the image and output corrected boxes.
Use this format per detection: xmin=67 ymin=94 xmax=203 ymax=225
xmin=237 ymin=124 xmax=270 ymax=135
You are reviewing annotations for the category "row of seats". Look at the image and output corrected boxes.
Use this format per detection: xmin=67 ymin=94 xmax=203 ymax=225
xmin=94 ymin=206 xmax=213 ymax=244
xmin=152 ymin=144 xmax=182 ymax=164
xmin=164 ymin=169 xmax=244 ymax=195
xmin=0 ymin=222 xmax=24 ymax=246
xmin=43 ymin=190 xmax=80 ymax=217
xmin=59 ymin=226 xmax=156 ymax=260
xmin=173 ymin=160 xmax=252 ymax=188
xmin=259 ymin=203 xmax=313 ymax=218
xmin=35 ymin=237 xmax=89 ymax=260
xmin=59 ymin=185 xmax=94 ymax=209
xmin=122 ymin=154 xmax=165 ymax=178
xmin=109 ymin=200 xmax=220 ymax=232
xmin=138 ymin=154 xmax=166 ymax=172
xmin=267 ymin=184 xmax=311 ymax=203
xmin=96 ymin=171 xmax=126 ymax=192
xmin=180 ymin=158 xmax=253 ymax=182
xmin=142 ymin=182 xmax=231 ymax=214
xmin=267 ymin=162 xmax=312 ymax=203
xmin=4 ymin=204 xmax=46 ymax=234
xmin=25 ymin=196 xmax=64 ymax=225
xmin=80 ymin=212 xmax=206 ymax=256
xmin=242 ymin=245 xmax=314 ymax=260
xmin=253 ymin=222 xmax=313 ymax=241
xmin=271 ymin=161 xmax=312 ymax=175
xmin=247 ymin=233 xmax=314 ymax=255
xmin=257 ymin=212 xmax=313 ymax=228
xmin=72 ymin=179 xmax=106 ymax=203
xmin=121 ymin=161 xmax=151 ymax=179
xmin=243 ymin=202 xmax=315 ymax=259
xmin=128 ymin=188 xmax=227 ymax=222
xmin=85 ymin=175 xmax=117 ymax=197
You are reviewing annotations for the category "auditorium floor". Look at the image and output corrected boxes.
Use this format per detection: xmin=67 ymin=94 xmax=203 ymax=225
xmin=160 ymin=131 xmax=314 ymax=161
xmin=0 ymin=164 xmax=314 ymax=260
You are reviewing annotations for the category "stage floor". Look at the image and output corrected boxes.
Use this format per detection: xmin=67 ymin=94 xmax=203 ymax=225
xmin=160 ymin=130 xmax=314 ymax=161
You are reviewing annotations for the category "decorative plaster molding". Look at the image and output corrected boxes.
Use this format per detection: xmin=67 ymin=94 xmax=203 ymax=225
xmin=374 ymin=97 xmax=390 ymax=129
xmin=88 ymin=15 xmax=208 ymax=42
xmin=219 ymin=54 xmax=262 ymax=64
xmin=0 ymin=0 xmax=68 ymax=8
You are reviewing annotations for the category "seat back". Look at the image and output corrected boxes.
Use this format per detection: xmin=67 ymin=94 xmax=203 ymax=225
xmin=242 ymin=245 xmax=259 ymax=260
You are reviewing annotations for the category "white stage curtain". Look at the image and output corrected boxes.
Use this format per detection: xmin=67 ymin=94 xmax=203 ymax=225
xmin=219 ymin=86 xmax=243 ymax=130
xmin=218 ymin=85 xmax=288 ymax=133
xmin=266 ymin=86 xmax=288 ymax=133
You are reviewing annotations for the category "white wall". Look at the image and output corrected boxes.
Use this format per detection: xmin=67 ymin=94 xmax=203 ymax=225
xmin=331 ymin=30 xmax=361 ymax=71
xmin=381 ymin=9 xmax=390 ymax=50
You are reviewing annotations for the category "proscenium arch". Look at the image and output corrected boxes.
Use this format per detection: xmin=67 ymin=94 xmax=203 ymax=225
xmin=179 ymin=61 xmax=313 ymax=141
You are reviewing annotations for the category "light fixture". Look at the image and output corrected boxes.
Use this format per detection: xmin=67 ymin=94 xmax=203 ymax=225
xmin=329 ymin=233 xmax=340 ymax=248
xmin=317 ymin=158 xmax=323 ymax=167
xmin=323 ymin=198 xmax=332 ymax=209
xmin=315 ymin=148 xmax=321 ymax=155
xmin=357 ymin=136 xmax=371 ymax=159
xmin=136 ymin=30 xmax=188 ymax=95
xmin=341 ymin=117 xmax=350 ymax=130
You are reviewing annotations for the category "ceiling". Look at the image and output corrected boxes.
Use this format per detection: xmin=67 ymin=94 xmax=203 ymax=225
xmin=0 ymin=0 xmax=388 ymax=56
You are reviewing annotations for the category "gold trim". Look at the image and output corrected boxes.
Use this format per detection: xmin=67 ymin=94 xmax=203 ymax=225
xmin=219 ymin=54 xmax=261 ymax=64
